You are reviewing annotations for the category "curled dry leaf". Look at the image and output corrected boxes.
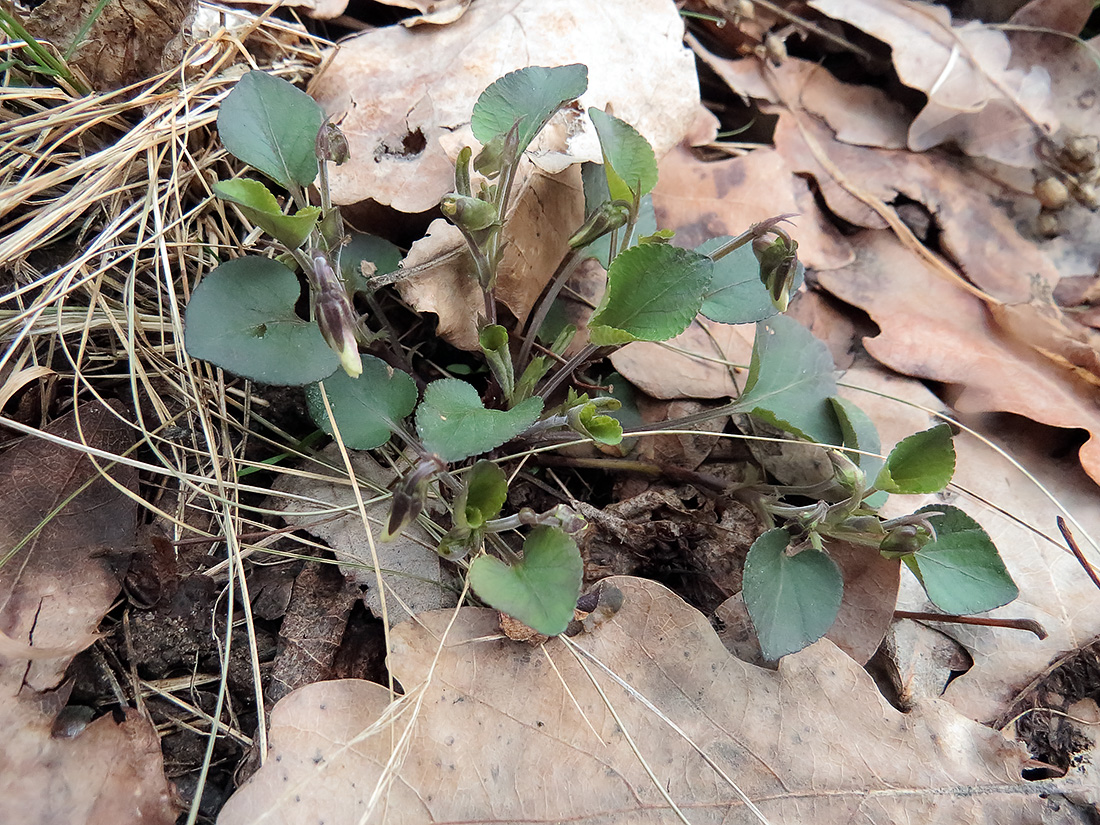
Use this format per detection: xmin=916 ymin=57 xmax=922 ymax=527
xmin=272 ymin=446 xmax=454 ymax=625
xmin=0 ymin=402 xmax=176 ymax=824
xmin=309 ymin=0 xmax=700 ymax=211
xmin=839 ymin=365 xmax=1100 ymax=724
xmin=219 ymin=577 xmax=1092 ymax=824
xmin=398 ymin=168 xmax=584 ymax=350
xmin=809 ymin=0 xmax=1057 ymax=167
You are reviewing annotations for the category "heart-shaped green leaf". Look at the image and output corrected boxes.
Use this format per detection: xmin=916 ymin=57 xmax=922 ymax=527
xmin=588 ymin=243 xmax=713 ymax=345
xmin=732 ymin=315 xmax=842 ymax=446
xmin=217 ymin=70 xmax=323 ymax=188
xmin=569 ymin=400 xmax=623 ymax=446
xmin=468 ymin=526 xmax=583 ymax=636
xmin=416 ymin=379 xmax=542 ymax=462
xmin=743 ymin=527 xmax=843 ymax=660
xmin=589 ymin=107 xmax=657 ymax=203
xmin=456 ymin=460 xmax=508 ymax=530
xmin=903 ymin=505 xmax=1018 ymax=614
xmin=471 ymin=64 xmax=588 ymax=157
xmin=875 ymin=424 xmax=956 ymax=494
xmin=213 ymin=178 xmax=320 ymax=249
xmin=306 ymin=356 xmax=418 ymax=449
xmin=184 ymin=256 xmax=339 ymax=385
xmin=697 ymin=235 xmax=804 ymax=325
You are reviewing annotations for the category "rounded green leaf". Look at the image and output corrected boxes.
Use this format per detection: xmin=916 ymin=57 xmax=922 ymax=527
xmin=457 ymin=460 xmax=508 ymax=529
xmin=184 ymin=256 xmax=340 ymax=385
xmin=217 ymin=70 xmax=323 ymax=188
xmin=588 ymin=244 xmax=713 ymax=345
xmin=874 ymin=423 xmax=956 ymax=494
xmin=589 ymin=107 xmax=658 ymax=203
xmin=306 ymin=356 xmax=418 ymax=449
xmin=733 ymin=315 xmax=843 ymax=445
xmin=697 ymin=235 xmax=804 ymax=325
xmin=416 ymin=379 xmax=543 ymax=462
xmin=904 ymin=505 xmax=1018 ymax=614
xmin=743 ymin=528 xmax=843 ymax=660
xmin=213 ymin=178 xmax=321 ymax=249
xmin=471 ymin=64 xmax=589 ymax=156
xmin=468 ymin=526 xmax=583 ymax=636
xmin=341 ymin=232 xmax=402 ymax=294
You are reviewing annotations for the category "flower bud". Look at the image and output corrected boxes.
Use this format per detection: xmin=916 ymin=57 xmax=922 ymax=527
xmin=440 ymin=194 xmax=498 ymax=232
xmin=312 ymin=253 xmax=362 ymax=378
xmin=880 ymin=524 xmax=933 ymax=558
xmin=753 ymin=234 xmax=800 ymax=311
xmin=568 ymin=201 xmax=630 ymax=249
xmin=316 ymin=120 xmax=350 ymax=166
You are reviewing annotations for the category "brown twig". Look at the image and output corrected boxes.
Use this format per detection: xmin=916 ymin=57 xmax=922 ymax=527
xmin=894 ymin=610 xmax=1047 ymax=640
xmin=1057 ymin=516 xmax=1100 ymax=593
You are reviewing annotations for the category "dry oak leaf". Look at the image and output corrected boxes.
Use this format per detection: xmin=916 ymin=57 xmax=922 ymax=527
xmin=809 ymin=0 xmax=1057 ymax=167
xmin=838 ymin=364 xmax=1100 ymax=724
xmin=697 ymin=53 xmax=910 ymax=150
xmin=0 ymin=401 xmax=177 ymax=825
xmin=819 ymin=230 xmax=1100 ymax=485
xmin=308 ymin=0 xmax=700 ymax=212
xmin=272 ymin=446 xmax=454 ymax=625
xmin=397 ymin=167 xmax=584 ymax=350
xmin=217 ymin=576 xmax=1091 ymax=824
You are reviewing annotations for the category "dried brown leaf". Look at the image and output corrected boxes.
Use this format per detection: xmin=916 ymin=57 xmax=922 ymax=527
xmin=220 ymin=577 xmax=1091 ymax=824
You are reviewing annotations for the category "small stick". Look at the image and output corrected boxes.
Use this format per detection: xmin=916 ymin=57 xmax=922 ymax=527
xmin=894 ymin=610 xmax=1047 ymax=640
xmin=1057 ymin=516 xmax=1100 ymax=594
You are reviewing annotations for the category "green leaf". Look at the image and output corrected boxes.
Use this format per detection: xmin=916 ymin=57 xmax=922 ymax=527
xmin=588 ymin=244 xmax=713 ymax=345
xmin=184 ymin=256 xmax=340 ymax=385
xmin=874 ymin=424 xmax=956 ymax=494
xmin=589 ymin=107 xmax=657 ymax=203
xmin=830 ymin=396 xmax=883 ymax=479
xmin=569 ymin=400 xmax=623 ymax=446
xmin=468 ymin=526 xmax=583 ymax=636
xmin=732 ymin=315 xmax=842 ymax=445
xmin=457 ymin=460 xmax=508 ymax=529
xmin=697 ymin=235 xmax=803 ymax=325
xmin=479 ymin=324 xmax=515 ymax=401
xmin=341 ymin=232 xmax=402 ymax=294
xmin=581 ymin=163 xmax=658 ymax=267
xmin=305 ymin=356 xmax=418 ymax=449
xmin=903 ymin=505 xmax=1018 ymax=614
xmin=743 ymin=528 xmax=844 ymax=660
xmin=217 ymin=70 xmax=323 ymax=188
xmin=416 ymin=379 xmax=543 ymax=462
xmin=471 ymin=64 xmax=589 ymax=157
xmin=213 ymin=178 xmax=321 ymax=249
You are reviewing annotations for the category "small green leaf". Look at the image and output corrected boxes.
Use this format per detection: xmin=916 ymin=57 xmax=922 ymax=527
xmin=589 ymin=107 xmax=658 ymax=203
xmin=457 ymin=460 xmax=508 ymax=529
xmin=588 ymin=244 xmax=712 ymax=345
xmin=341 ymin=232 xmax=402 ymax=294
xmin=184 ymin=256 xmax=339 ymax=385
xmin=830 ymin=396 xmax=883 ymax=479
xmin=903 ymin=505 xmax=1018 ymax=614
xmin=468 ymin=526 xmax=583 ymax=636
xmin=306 ymin=356 xmax=418 ymax=449
xmin=479 ymin=324 xmax=515 ymax=401
xmin=875 ymin=424 xmax=956 ymax=494
xmin=697 ymin=235 xmax=803 ymax=325
xmin=416 ymin=379 xmax=543 ymax=462
xmin=471 ymin=64 xmax=588 ymax=157
xmin=217 ymin=71 xmax=323 ymax=188
xmin=213 ymin=178 xmax=321 ymax=249
xmin=569 ymin=400 xmax=623 ymax=445
xmin=743 ymin=528 xmax=843 ymax=660
xmin=732 ymin=315 xmax=843 ymax=445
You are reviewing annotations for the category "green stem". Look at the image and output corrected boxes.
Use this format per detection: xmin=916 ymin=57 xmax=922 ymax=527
xmin=517 ymin=247 xmax=584 ymax=371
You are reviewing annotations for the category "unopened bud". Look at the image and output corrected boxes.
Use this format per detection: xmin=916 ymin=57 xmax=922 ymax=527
xmin=880 ymin=524 xmax=933 ymax=558
xmin=753 ymin=234 xmax=800 ymax=311
xmin=568 ymin=201 xmax=630 ymax=249
xmin=440 ymin=194 xmax=498 ymax=232
xmin=1033 ymin=176 xmax=1069 ymax=211
xmin=829 ymin=451 xmax=866 ymax=496
xmin=312 ymin=253 xmax=362 ymax=378
xmin=316 ymin=120 xmax=350 ymax=166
